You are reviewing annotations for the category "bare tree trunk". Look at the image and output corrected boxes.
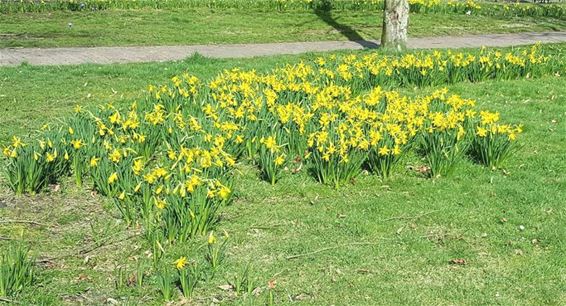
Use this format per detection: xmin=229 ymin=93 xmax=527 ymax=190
xmin=381 ymin=0 xmax=409 ymax=51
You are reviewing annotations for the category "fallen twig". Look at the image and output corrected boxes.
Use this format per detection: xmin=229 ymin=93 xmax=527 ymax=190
xmin=380 ymin=210 xmax=439 ymax=222
xmin=79 ymin=233 xmax=140 ymax=256
xmin=250 ymin=223 xmax=286 ymax=230
xmin=0 ymin=297 xmax=19 ymax=304
xmin=286 ymin=242 xmax=380 ymax=260
xmin=35 ymin=233 xmax=140 ymax=263
xmin=0 ymin=219 xmax=47 ymax=227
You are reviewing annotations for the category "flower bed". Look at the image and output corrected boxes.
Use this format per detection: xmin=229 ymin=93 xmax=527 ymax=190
xmin=3 ymin=45 xmax=550 ymax=247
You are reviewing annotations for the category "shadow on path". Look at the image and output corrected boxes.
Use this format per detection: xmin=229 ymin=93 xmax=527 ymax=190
xmin=314 ymin=9 xmax=379 ymax=49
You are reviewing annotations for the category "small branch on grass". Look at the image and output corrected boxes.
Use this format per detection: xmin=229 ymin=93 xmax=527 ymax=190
xmin=286 ymin=242 xmax=380 ymax=260
xmin=78 ymin=233 xmax=139 ymax=256
xmin=0 ymin=297 xmax=19 ymax=304
xmin=0 ymin=219 xmax=47 ymax=227
xmin=380 ymin=210 xmax=440 ymax=222
xmin=249 ymin=223 xmax=286 ymax=230
xmin=0 ymin=236 xmax=14 ymax=241
xmin=271 ymin=269 xmax=286 ymax=279
xmin=36 ymin=233 xmax=140 ymax=263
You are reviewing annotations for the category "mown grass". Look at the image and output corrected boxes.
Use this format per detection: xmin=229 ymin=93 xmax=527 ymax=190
xmin=1 ymin=45 xmax=565 ymax=304
xmin=1 ymin=8 xmax=565 ymax=48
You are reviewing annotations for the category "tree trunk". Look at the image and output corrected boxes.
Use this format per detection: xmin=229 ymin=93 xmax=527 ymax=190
xmin=381 ymin=0 xmax=409 ymax=51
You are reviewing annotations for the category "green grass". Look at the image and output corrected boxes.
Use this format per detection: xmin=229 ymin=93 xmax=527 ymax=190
xmin=1 ymin=8 xmax=565 ymax=48
xmin=1 ymin=45 xmax=565 ymax=304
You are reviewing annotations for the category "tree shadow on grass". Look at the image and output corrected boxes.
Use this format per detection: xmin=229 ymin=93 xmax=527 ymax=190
xmin=314 ymin=9 xmax=379 ymax=49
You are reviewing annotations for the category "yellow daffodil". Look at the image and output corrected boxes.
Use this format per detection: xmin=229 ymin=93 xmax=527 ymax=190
xmin=208 ymin=231 xmax=217 ymax=245
xmin=12 ymin=136 xmax=24 ymax=148
xmin=154 ymin=197 xmax=166 ymax=209
xmin=174 ymin=256 xmax=187 ymax=270
xmin=274 ymin=155 xmax=285 ymax=166
xmin=109 ymin=149 xmax=122 ymax=163
xmin=132 ymin=159 xmax=144 ymax=175
xmin=70 ymin=139 xmax=83 ymax=150
xmin=476 ymin=126 xmax=488 ymax=137
xmin=218 ymin=185 xmax=231 ymax=200
xmin=46 ymin=150 xmax=57 ymax=162
xmin=378 ymin=146 xmax=390 ymax=156
xmin=90 ymin=156 xmax=100 ymax=167
xmin=108 ymin=172 xmax=118 ymax=185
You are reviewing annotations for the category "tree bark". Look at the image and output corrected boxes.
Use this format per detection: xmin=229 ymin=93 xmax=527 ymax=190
xmin=381 ymin=0 xmax=409 ymax=51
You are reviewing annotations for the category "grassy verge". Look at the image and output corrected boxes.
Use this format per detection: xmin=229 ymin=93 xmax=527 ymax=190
xmin=0 ymin=45 xmax=565 ymax=304
xmin=1 ymin=8 xmax=565 ymax=48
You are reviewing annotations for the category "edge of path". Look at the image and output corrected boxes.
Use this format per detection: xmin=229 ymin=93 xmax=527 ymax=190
xmin=1 ymin=31 xmax=565 ymax=67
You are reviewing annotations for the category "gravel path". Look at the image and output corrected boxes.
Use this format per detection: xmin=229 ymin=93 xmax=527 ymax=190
xmin=1 ymin=32 xmax=565 ymax=67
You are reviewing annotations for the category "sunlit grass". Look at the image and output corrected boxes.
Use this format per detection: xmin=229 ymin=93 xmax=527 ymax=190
xmin=0 ymin=45 xmax=564 ymax=304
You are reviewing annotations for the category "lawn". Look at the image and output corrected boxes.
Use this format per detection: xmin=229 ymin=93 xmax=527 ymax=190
xmin=1 ymin=7 xmax=566 ymax=48
xmin=1 ymin=43 xmax=565 ymax=305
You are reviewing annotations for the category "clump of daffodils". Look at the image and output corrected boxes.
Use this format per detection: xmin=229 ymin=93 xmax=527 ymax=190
xmin=3 ymin=46 xmax=532 ymax=242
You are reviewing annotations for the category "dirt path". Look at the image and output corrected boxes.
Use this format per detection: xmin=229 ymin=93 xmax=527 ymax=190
xmin=1 ymin=32 xmax=565 ymax=66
